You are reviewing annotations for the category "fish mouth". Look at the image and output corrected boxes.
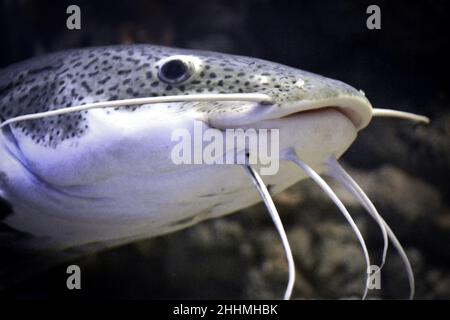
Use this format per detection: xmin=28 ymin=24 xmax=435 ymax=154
xmin=207 ymin=94 xmax=373 ymax=131
xmin=268 ymin=95 xmax=374 ymax=131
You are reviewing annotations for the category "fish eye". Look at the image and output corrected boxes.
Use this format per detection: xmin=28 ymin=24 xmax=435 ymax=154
xmin=158 ymin=58 xmax=192 ymax=84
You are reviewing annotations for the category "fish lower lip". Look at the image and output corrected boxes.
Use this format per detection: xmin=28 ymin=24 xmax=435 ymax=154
xmin=206 ymin=96 xmax=372 ymax=130
xmin=280 ymin=106 xmax=358 ymax=128
xmin=274 ymin=96 xmax=373 ymax=130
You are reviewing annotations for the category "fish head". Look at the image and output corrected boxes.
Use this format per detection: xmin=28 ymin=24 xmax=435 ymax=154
xmin=0 ymin=45 xmax=373 ymax=234
xmin=142 ymin=47 xmax=373 ymax=168
xmin=1 ymin=46 xmax=374 ymax=188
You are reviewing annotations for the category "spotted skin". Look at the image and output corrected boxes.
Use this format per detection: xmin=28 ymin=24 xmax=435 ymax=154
xmin=0 ymin=44 xmax=357 ymax=148
xmin=0 ymin=44 xmax=426 ymax=300
xmin=0 ymin=43 xmax=372 ymax=273
xmin=0 ymin=43 xmax=383 ymax=295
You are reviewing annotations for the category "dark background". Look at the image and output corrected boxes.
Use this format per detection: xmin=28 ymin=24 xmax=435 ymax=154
xmin=0 ymin=0 xmax=449 ymax=299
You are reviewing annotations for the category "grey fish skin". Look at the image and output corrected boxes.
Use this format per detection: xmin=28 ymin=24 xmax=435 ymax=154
xmin=0 ymin=44 xmax=370 ymax=254
xmin=0 ymin=44 xmax=362 ymax=148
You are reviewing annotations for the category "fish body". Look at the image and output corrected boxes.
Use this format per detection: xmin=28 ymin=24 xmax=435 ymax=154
xmin=0 ymin=44 xmax=371 ymax=251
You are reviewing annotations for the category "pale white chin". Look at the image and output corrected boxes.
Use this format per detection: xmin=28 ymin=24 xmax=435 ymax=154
xmin=239 ymin=107 xmax=357 ymax=174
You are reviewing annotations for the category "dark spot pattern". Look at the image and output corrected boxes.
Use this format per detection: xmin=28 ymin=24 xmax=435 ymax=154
xmin=0 ymin=44 xmax=358 ymax=148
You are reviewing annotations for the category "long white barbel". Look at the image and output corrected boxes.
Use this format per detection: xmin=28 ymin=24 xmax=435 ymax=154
xmin=243 ymin=164 xmax=296 ymax=300
xmin=326 ymin=157 xmax=415 ymax=299
xmin=283 ymin=148 xmax=371 ymax=299
xmin=0 ymin=93 xmax=273 ymax=129
xmin=372 ymin=108 xmax=429 ymax=124
xmin=0 ymin=94 xmax=430 ymax=129
xmin=326 ymin=157 xmax=389 ymax=271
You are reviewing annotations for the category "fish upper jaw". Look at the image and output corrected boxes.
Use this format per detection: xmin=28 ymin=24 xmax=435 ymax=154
xmin=266 ymin=94 xmax=373 ymax=130
xmin=204 ymin=67 xmax=373 ymax=130
xmin=276 ymin=74 xmax=373 ymax=130
xmin=207 ymin=92 xmax=373 ymax=131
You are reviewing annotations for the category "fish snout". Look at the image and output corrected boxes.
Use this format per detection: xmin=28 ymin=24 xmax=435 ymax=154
xmin=279 ymin=73 xmax=374 ymax=130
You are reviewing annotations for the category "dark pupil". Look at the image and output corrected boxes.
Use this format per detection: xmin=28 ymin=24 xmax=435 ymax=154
xmin=161 ymin=60 xmax=187 ymax=80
